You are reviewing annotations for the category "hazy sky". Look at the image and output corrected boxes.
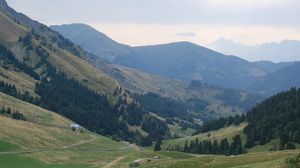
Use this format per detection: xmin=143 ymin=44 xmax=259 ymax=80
xmin=6 ymin=0 xmax=300 ymax=46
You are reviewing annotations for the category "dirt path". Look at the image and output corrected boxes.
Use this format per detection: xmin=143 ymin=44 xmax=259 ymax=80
xmin=103 ymin=155 xmax=125 ymax=168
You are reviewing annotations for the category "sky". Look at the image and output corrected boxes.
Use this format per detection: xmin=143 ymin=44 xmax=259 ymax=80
xmin=6 ymin=0 xmax=300 ymax=47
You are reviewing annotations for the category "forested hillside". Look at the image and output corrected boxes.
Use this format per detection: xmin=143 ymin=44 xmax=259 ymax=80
xmin=0 ymin=0 xmax=170 ymax=146
xmin=244 ymin=87 xmax=300 ymax=149
xmin=186 ymin=87 xmax=300 ymax=152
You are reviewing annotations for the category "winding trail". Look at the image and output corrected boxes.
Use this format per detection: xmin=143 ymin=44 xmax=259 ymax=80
xmin=103 ymin=155 xmax=125 ymax=168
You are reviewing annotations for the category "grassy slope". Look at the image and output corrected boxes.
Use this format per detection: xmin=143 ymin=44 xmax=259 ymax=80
xmin=99 ymin=63 xmax=246 ymax=118
xmin=162 ymin=123 xmax=248 ymax=150
xmin=0 ymin=64 xmax=38 ymax=96
xmin=0 ymin=9 xmax=118 ymax=97
xmin=112 ymin=123 xmax=299 ymax=168
xmin=0 ymin=91 xmax=136 ymax=167
xmin=0 ymin=11 xmax=27 ymax=43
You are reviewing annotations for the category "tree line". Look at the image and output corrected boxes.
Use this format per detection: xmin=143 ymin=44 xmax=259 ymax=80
xmin=0 ymin=81 xmax=39 ymax=104
xmin=0 ymin=44 xmax=39 ymax=80
xmin=1 ymin=106 xmax=26 ymax=121
xmin=194 ymin=114 xmax=245 ymax=135
xmin=167 ymin=135 xmax=244 ymax=155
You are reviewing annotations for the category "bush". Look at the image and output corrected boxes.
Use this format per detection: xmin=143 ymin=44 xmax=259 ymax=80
xmin=285 ymin=153 xmax=300 ymax=168
xmin=286 ymin=142 xmax=296 ymax=150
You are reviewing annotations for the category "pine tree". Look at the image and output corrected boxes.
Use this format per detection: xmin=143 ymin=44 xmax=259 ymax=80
xmin=220 ymin=138 xmax=230 ymax=155
xmin=212 ymin=139 xmax=219 ymax=154
xmin=0 ymin=107 xmax=5 ymax=114
xmin=184 ymin=140 xmax=189 ymax=152
xmin=230 ymin=135 xmax=243 ymax=155
xmin=154 ymin=137 xmax=162 ymax=151
xmin=292 ymin=131 xmax=300 ymax=143
xmin=6 ymin=107 xmax=11 ymax=114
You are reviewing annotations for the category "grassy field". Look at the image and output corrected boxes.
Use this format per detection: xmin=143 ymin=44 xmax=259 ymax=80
xmin=0 ymin=91 xmax=137 ymax=167
xmin=168 ymin=124 xmax=196 ymax=138
xmin=162 ymin=123 xmax=247 ymax=150
xmin=108 ymin=149 xmax=300 ymax=168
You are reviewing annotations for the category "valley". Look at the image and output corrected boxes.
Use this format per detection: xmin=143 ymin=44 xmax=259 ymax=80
xmin=0 ymin=0 xmax=300 ymax=167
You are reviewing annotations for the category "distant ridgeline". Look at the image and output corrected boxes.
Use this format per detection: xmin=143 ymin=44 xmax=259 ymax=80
xmin=186 ymin=87 xmax=300 ymax=154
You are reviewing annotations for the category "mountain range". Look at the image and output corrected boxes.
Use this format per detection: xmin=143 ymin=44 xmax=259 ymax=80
xmin=209 ymin=37 xmax=300 ymax=62
xmin=51 ymin=23 xmax=300 ymax=96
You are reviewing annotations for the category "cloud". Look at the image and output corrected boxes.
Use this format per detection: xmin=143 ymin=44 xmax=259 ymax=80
xmin=6 ymin=0 xmax=300 ymax=27
xmin=174 ymin=32 xmax=197 ymax=37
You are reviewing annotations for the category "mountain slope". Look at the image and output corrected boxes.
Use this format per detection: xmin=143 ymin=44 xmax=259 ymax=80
xmin=0 ymin=0 xmax=172 ymax=145
xmin=87 ymin=50 xmax=262 ymax=121
xmin=0 ymin=2 xmax=117 ymax=95
xmin=244 ymin=87 xmax=300 ymax=149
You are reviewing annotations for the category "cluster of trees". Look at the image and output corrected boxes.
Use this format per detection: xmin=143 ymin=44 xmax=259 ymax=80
xmin=244 ymin=88 xmax=300 ymax=149
xmin=0 ymin=44 xmax=39 ymax=80
xmin=194 ymin=114 xmax=245 ymax=135
xmin=154 ymin=137 xmax=162 ymax=151
xmin=1 ymin=107 xmax=26 ymax=121
xmin=141 ymin=114 xmax=171 ymax=140
xmin=167 ymin=135 xmax=244 ymax=155
xmin=0 ymin=81 xmax=39 ymax=104
xmin=285 ymin=152 xmax=300 ymax=167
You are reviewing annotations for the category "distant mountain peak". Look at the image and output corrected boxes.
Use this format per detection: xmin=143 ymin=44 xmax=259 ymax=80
xmin=50 ymin=23 xmax=131 ymax=61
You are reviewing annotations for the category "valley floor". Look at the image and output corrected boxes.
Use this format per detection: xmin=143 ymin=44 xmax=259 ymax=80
xmin=0 ymin=142 xmax=299 ymax=168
